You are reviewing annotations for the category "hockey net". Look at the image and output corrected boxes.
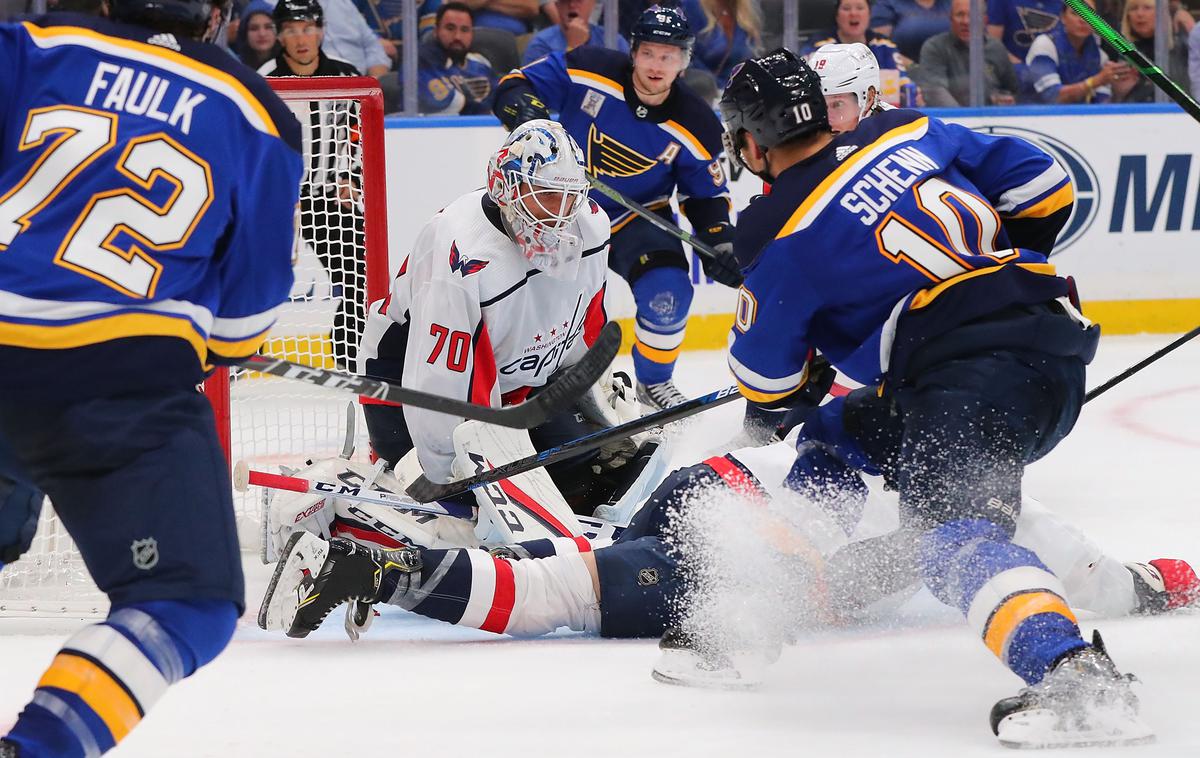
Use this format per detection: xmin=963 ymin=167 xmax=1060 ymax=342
xmin=0 ymin=78 xmax=391 ymax=617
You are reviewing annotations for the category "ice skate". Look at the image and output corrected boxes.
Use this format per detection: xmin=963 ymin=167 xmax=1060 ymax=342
xmin=1126 ymin=559 xmax=1200 ymax=614
xmin=990 ymin=631 xmax=1154 ymax=749
xmin=636 ymin=380 xmax=689 ymax=411
xmin=650 ymin=627 xmax=769 ymax=690
xmin=258 ymin=533 xmax=421 ymax=638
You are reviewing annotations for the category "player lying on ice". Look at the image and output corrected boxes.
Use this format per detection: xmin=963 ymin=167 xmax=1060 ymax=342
xmin=259 ymin=47 xmax=1200 ymax=750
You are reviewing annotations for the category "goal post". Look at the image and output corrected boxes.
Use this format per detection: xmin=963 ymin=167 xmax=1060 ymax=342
xmin=1 ymin=77 xmax=391 ymax=618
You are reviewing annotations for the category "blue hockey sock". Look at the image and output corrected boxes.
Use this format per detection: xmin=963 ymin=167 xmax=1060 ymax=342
xmin=630 ymin=267 xmax=693 ymax=385
xmin=5 ymin=599 xmax=237 ymax=758
xmin=920 ymin=519 xmax=1086 ymax=685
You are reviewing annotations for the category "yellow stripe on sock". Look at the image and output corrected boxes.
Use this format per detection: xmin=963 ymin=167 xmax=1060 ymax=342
xmin=983 ymin=591 xmax=1077 ymax=661
xmin=633 ymin=341 xmax=681 ymax=364
xmin=38 ymin=653 xmax=142 ymax=742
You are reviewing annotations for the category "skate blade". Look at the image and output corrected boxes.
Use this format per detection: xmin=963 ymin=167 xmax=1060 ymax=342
xmin=997 ymin=707 xmax=1156 ymax=749
xmin=650 ymin=649 xmax=764 ymax=691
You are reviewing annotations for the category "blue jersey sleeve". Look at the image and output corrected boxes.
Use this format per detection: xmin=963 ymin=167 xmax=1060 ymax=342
xmin=934 ymin=117 xmax=1073 ymax=220
xmin=516 ymin=51 xmax=574 ymax=112
xmin=728 ymin=248 xmax=819 ymax=407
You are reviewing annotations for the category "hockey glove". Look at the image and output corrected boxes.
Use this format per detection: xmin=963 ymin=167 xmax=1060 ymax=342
xmin=741 ymin=354 xmax=836 ymax=442
xmin=499 ymin=91 xmax=551 ymax=130
xmin=576 ymin=370 xmax=646 ymax=473
xmin=695 ymin=221 xmax=743 ymax=288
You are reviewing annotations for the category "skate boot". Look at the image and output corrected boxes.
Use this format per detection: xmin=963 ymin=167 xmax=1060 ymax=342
xmin=651 ymin=627 xmax=776 ymax=690
xmin=1126 ymin=559 xmax=1200 ymax=614
xmin=990 ymin=631 xmax=1154 ymax=749
xmin=636 ymin=380 xmax=688 ymax=411
xmin=258 ymin=533 xmax=421 ymax=638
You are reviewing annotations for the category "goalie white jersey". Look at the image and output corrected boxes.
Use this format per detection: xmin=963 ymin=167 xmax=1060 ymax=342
xmin=359 ymin=188 xmax=611 ymax=481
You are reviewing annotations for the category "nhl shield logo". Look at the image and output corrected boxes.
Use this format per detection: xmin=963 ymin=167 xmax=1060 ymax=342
xmin=636 ymin=567 xmax=660 ymax=586
xmin=131 ymin=538 xmax=159 ymax=570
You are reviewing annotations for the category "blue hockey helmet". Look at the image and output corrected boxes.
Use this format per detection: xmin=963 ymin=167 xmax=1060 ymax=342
xmin=109 ymin=0 xmax=223 ymax=40
xmin=630 ymin=4 xmax=694 ymax=54
xmin=720 ymin=48 xmax=829 ymax=151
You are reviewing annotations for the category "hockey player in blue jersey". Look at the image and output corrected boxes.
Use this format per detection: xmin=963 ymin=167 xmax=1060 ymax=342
xmin=492 ymin=4 xmax=742 ymax=410
xmin=716 ymin=49 xmax=1151 ymax=747
xmin=0 ymin=1 xmax=302 ymax=755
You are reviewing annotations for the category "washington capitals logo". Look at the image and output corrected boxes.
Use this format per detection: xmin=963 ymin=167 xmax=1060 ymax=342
xmin=449 ymin=241 xmax=488 ymax=277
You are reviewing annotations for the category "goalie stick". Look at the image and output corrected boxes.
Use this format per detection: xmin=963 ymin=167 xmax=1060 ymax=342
xmin=237 ymin=321 xmax=621 ymax=429
xmin=234 ymin=464 xmax=471 ymax=519
xmin=405 ymin=385 xmax=743 ymax=502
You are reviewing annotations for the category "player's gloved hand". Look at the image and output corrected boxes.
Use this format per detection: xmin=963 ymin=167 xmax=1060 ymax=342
xmin=499 ymin=91 xmax=551 ymax=130
xmin=740 ymin=354 xmax=836 ymax=444
xmin=695 ymin=222 xmax=743 ymax=288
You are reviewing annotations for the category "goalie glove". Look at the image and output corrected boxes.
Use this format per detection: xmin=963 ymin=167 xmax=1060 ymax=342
xmin=575 ymin=369 xmax=647 ymax=473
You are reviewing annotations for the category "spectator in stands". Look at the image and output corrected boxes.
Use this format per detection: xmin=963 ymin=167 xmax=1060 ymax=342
xmin=420 ymin=2 xmax=499 ymax=113
xmin=1112 ymin=0 xmax=1191 ymax=101
xmin=1189 ymin=20 xmax=1200 ymax=95
xmin=236 ymin=1 xmax=279 ymax=70
xmin=467 ymin=0 xmax=539 ymax=36
xmin=807 ymin=0 xmax=918 ymax=104
xmin=355 ymin=0 xmax=440 ymax=43
xmin=680 ymin=0 xmax=761 ymax=87
xmin=523 ymin=0 xmax=629 ymax=63
xmin=1025 ymin=0 xmax=1126 ymax=102
xmin=987 ymin=0 xmax=1061 ymax=64
xmin=916 ymin=0 xmax=1020 ymax=105
xmin=869 ymin=0 xmax=950 ymax=62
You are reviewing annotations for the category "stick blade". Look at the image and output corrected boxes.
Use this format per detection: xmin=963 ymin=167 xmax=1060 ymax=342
xmin=405 ymin=474 xmax=450 ymax=503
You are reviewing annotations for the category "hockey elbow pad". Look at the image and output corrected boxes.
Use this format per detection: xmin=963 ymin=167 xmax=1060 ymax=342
xmin=499 ymin=91 xmax=551 ymax=131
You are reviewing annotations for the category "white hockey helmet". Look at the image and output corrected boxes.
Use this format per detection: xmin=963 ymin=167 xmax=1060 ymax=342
xmin=487 ymin=119 xmax=590 ymax=277
xmin=808 ymin=42 xmax=881 ymax=122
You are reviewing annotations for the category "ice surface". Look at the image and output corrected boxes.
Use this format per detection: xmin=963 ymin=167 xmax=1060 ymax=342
xmin=2 ymin=335 xmax=1198 ymax=756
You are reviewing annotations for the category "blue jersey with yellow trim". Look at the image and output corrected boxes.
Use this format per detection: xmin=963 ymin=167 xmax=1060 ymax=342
xmin=501 ymin=47 xmax=730 ymax=231
xmin=0 ymin=13 xmax=302 ymax=370
xmin=729 ymin=108 xmax=1075 ymax=405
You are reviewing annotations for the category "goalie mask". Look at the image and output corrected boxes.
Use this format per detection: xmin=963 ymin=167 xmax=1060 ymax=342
xmin=808 ymin=42 xmax=882 ymax=124
xmin=487 ymin=120 xmax=590 ymax=279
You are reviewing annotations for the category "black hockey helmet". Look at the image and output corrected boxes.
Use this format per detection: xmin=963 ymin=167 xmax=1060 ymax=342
xmin=109 ymin=0 xmax=219 ymax=39
xmin=630 ymin=4 xmax=694 ymax=53
xmin=273 ymin=0 xmax=324 ymax=27
xmin=720 ymin=48 xmax=829 ymax=152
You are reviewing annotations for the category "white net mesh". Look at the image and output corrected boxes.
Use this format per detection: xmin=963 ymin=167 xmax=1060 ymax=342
xmin=0 ymin=80 xmax=387 ymax=618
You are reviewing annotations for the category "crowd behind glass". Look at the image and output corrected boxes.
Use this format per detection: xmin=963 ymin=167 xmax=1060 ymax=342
xmin=5 ymin=0 xmax=1195 ymax=114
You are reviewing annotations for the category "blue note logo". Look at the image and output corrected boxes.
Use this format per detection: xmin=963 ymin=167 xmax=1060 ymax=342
xmin=972 ymin=125 xmax=1099 ymax=253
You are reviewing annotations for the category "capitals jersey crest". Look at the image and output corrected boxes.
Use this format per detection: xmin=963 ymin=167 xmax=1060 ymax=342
xmin=449 ymin=241 xmax=489 ymax=277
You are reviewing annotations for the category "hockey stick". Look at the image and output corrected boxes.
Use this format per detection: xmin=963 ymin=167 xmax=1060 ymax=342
xmin=234 ymin=464 xmax=471 ymax=519
xmin=585 ymin=174 xmax=727 ymax=263
xmin=405 ymin=385 xmax=744 ymax=502
xmin=1083 ymin=323 xmax=1200 ymax=403
xmin=237 ymin=321 xmax=621 ymax=429
xmin=1064 ymin=0 xmax=1200 ymax=121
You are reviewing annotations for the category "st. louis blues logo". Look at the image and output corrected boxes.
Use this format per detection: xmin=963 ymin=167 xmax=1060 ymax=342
xmin=449 ymin=241 xmax=488 ymax=277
